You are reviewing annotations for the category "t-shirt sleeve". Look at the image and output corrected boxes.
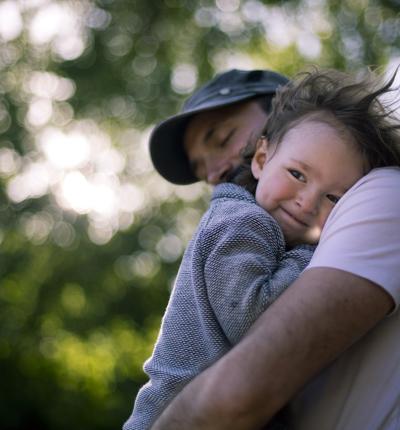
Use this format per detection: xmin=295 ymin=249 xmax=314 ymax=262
xmin=307 ymin=168 xmax=400 ymax=308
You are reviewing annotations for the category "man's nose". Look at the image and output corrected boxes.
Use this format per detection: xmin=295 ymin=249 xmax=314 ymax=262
xmin=206 ymin=162 xmax=233 ymax=186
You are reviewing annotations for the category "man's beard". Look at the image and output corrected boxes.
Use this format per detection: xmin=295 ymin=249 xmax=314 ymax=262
xmin=225 ymin=163 xmax=246 ymax=184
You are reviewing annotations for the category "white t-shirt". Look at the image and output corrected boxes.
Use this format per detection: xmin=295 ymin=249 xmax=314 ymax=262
xmin=287 ymin=167 xmax=400 ymax=430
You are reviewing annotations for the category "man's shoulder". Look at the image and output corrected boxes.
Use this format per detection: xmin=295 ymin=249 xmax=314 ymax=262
xmin=357 ymin=167 xmax=400 ymax=185
xmin=209 ymin=183 xmax=271 ymax=222
xmin=200 ymin=185 xmax=283 ymax=247
xmin=343 ymin=167 xmax=400 ymax=201
xmin=210 ymin=183 xmax=256 ymax=204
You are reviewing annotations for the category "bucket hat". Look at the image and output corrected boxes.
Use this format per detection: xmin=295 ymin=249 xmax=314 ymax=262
xmin=149 ymin=69 xmax=289 ymax=185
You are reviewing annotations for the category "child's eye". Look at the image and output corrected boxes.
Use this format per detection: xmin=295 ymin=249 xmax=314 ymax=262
xmin=289 ymin=170 xmax=305 ymax=181
xmin=326 ymin=194 xmax=340 ymax=204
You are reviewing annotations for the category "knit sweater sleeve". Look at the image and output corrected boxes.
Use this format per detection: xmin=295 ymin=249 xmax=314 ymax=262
xmin=200 ymin=207 xmax=314 ymax=345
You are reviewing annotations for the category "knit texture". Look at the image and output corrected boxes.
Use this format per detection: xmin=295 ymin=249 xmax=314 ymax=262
xmin=124 ymin=183 xmax=314 ymax=430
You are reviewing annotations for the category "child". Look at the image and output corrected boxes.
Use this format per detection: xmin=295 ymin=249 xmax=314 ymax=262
xmin=124 ymin=68 xmax=400 ymax=430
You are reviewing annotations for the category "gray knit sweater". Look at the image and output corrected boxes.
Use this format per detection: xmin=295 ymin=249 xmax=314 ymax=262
xmin=124 ymin=183 xmax=314 ymax=430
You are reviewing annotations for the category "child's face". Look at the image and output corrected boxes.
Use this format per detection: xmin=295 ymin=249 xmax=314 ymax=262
xmin=251 ymin=120 xmax=365 ymax=247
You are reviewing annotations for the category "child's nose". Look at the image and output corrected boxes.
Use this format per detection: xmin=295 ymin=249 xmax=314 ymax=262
xmin=296 ymin=190 xmax=319 ymax=215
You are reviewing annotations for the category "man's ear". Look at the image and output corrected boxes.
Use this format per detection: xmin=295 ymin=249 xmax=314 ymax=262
xmin=251 ymin=138 xmax=268 ymax=180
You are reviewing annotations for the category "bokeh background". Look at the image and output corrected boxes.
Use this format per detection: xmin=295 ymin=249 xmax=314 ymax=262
xmin=0 ymin=0 xmax=399 ymax=428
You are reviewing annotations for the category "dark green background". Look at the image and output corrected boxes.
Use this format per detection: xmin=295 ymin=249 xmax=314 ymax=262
xmin=0 ymin=0 xmax=399 ymax=428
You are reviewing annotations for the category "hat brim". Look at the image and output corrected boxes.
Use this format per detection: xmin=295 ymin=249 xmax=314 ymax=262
xmin=150 ymin=91 xmax=272 ymax=185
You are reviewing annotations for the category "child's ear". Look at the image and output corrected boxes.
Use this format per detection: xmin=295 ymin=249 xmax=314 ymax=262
xmin=251 ymin=138 xmax=269 ymax=180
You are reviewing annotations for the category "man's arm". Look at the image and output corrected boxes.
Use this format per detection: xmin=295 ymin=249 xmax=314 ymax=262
xmin=151 ymin=267 xmax=394 ymax=430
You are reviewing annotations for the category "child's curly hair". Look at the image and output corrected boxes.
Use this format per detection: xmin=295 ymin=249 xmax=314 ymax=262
xmin=233 ymin=67 xmax=400 ymax=196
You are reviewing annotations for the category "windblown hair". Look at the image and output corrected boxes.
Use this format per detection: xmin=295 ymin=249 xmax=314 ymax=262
xmin=233 ymin=67 xmax=400 ymax=195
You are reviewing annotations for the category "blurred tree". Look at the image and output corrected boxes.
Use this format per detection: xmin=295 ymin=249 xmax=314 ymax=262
xmin=0 ymin=0 xmax=399 ymax=428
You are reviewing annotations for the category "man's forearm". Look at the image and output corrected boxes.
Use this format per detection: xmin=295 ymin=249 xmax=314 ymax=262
xmin=151 ymin=268 xmax=393 ymax=430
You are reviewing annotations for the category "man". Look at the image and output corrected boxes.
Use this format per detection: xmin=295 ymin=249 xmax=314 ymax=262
xmin=150 ymin=69 xmax=289 ymax=186
xmin=147 ymin=69 xmax=400 ymax=430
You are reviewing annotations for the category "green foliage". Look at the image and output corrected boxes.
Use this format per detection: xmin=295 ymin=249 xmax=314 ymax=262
xmin=0 ymin=0 xmax=399 ymax=428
